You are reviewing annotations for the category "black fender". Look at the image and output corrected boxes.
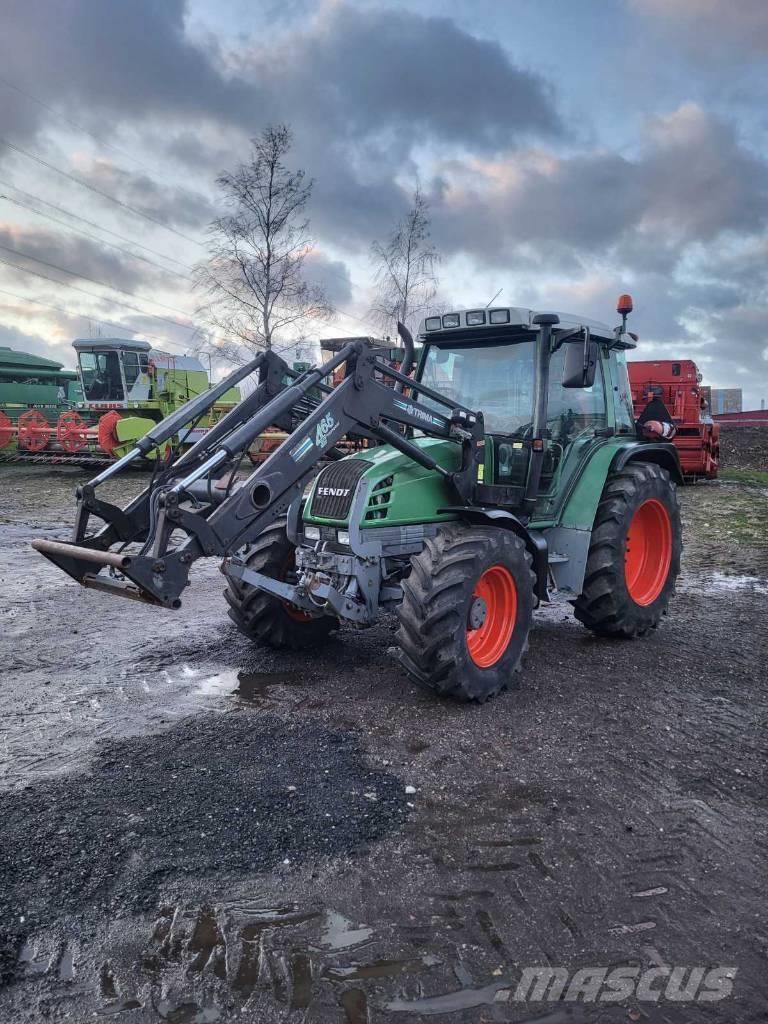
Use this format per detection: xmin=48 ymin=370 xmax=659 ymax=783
xmin=440 ymin=506 xmax=549 ymax=602
xmin=609 ymin=442 xmax=684 ymax=485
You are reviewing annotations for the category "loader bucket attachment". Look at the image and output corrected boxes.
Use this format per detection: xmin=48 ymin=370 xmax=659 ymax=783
xmin=31 ymin=538 xmax=169 ymax=605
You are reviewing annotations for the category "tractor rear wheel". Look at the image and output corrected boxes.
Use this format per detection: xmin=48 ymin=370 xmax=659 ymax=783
xmin=574 ymin=462 xmax=681 ymax=638
xmin=224 ymin=519 xmax=338 ymax=649
xmin=396 ymin=525 xmax=535 ymax=702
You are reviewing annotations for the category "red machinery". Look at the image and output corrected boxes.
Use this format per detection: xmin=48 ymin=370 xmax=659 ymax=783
xmin=628 ymin=359 xmax=719 ymax=478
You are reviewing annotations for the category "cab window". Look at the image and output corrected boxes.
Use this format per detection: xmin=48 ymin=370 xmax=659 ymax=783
xmin=613 ymin=350 xmax=635 ymax=433
xmin=420 ymin=340 xmax=535 ymax=434
xmin=545 ymin=343 xmax=607 ymax=444
xmin=79 ymin=351 xmax=123 ymax=401
xmin=122 ymin=351 xmax=141 ymax=387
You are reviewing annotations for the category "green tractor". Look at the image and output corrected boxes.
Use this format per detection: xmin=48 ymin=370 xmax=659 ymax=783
xmin=34 ymin=296 xmax=682 ymax=702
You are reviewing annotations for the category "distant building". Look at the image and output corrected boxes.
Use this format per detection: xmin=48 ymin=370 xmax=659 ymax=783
xmin=710 ymin=388 xmax=742 ymax=415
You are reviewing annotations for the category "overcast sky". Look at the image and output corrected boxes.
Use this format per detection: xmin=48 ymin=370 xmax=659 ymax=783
xmin=1 ymin=0 xmax=767 ymax=405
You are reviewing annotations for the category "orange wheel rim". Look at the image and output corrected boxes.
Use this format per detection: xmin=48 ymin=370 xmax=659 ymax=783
xmin=624 ymin=499 xmax=673 ymax=606
xmin=466 ymin=565 xmax=517 ymax=668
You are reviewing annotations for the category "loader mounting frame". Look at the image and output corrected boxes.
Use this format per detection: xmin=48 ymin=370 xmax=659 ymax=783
xmin=33 ymin=332 xmax=493 ymax=609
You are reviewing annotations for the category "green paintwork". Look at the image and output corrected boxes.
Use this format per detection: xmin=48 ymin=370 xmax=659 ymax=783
xmin=304 ymin=437 xmax=461 ymax=528
xmin=112 ymin=415 xmax=166 ymax=460
xmin=303 ymin=434 xmax=638 ymax=535
xmin=538 ymin=439 xmax=626 ymax=530
xmin=0 ymin=347 xmax=80 ymax=411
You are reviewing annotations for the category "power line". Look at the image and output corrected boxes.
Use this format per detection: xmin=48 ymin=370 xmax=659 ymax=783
xmin=0 ymin=239 xmax=197 ymax=321
xmin=0 ymin=136 xmax=205 ymax=247
xmin=332 ymin=307 xmax=379 ymax=333
xmin=0 ymin=176 xmax=191 ymax=269
xmin=0 ymin=192 xmax=191 ymax=283
xmin=0 ymin=254 xmax=200 ymax=336
xmin=0 ymin=284 xmax=186 ymax=349
xmin=0 ymin=73 xmax=178 ymax=188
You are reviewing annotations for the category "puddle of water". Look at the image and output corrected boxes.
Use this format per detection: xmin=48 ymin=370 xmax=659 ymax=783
xmin=632 ymin=886 xmax=668 ymax=898
xmin=316 ymin=910 xmax=373 ymax=951
xmin=97 ymin=1000 xmax=144 ymax=1017
xmin=193 ymin=669 xmax=240 ymax=697
xmin=58 ymin=947 xmax=75 ymax=981
xmin=156 ymin=1000 xmax=221 ymax=1023
xmin=340 ymin=988 xmax=368 ymax=1024
xmin=387 ymin=980 xmax=509 ymax=1014
xmin=465 ymin=860 xmax=522 ymax=873
xmin=679 ymin=571 xmax=768 ymax=596
xmin=608 ymin=920 xmax=656 ymax=935
xmin=289 ymin=953 xmax=313 ymax=1010
xmin=388 ymin=984 xmax=583 ymax=1019
xmin=17 ymin=940 xmax=48 ymax=975
xmin=427 ymin=890 xmax=494 ymax=901
xmin=325 ymin=958 xmax=425 ymax=982
xmin=235 ymin=670 xmax=302 ymax=704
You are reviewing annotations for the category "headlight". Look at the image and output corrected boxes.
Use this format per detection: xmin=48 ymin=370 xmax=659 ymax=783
xmin=442 ymin=313 xmax=460 ymax=328
xmin=425 ymin=316 xmax=441 ymax=331
xmin=466 ymin=310 xmax=486 ymax=326
xmin=304 ymin=525 xmax=320 ymax=541
xmin=337 ymin=529 xmax=350 ymax=546
xmin=489 ymin=308 xmax=510 ymax=324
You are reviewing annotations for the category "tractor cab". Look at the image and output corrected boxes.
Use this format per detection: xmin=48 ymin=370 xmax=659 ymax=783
xmin=73 ymin=338 xmax=151 ymax=407
xmin=417 ymin=306 xmax=637 ymax=505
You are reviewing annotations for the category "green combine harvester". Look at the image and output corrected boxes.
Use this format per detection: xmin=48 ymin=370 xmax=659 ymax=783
xmin=0 ymin=337 xmax=239 ymax=464
xmin=34 ymin=295 xmax=683 ymax=702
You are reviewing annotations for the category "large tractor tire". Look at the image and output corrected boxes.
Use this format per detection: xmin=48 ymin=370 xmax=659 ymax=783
xmin=224 ymin=519 xmax=338 ymax=649
xmin=396 ymin=525 xmax=535 ymax=702
xmin=574 ymin=462 xmax=681 ymax=638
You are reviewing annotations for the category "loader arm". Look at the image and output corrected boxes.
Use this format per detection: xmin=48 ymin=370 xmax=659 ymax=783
xmin=33 ymin=338 xmax=483 ymax=608
xmin=65 ymin=349 xmax=294 ymax=554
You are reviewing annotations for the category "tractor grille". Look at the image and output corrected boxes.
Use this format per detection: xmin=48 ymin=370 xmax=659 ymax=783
xmin=310 ymin=459 xmax=372 ymax=521
xmin=365 ymin=475 xmax=394 ymax=521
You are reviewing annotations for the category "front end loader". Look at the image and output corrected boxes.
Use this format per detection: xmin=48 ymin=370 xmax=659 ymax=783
xmin=34 ymin=298 xmax=683 ymax=701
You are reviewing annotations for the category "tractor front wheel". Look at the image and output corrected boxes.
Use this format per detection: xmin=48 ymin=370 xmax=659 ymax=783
xmin=224 ymin=519 xmax=338 ymax=649
xmin=396 ymin=526 xmax=535 ymax=702
xmin=574 ymin=462 xmax=682 ymax=637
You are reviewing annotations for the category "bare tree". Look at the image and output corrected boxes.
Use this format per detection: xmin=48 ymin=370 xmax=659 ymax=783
xmin=195 ymin=124 xmax=332 ymax=363
xmin=370 ymin=185 xmax=440 ymax=336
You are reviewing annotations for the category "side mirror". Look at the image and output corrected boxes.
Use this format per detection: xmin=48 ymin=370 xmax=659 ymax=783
xmin=561 ymin=330 xmax=598 ymax=389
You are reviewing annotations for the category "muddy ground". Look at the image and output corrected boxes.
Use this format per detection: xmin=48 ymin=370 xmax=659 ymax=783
xmin=717 ymin=424 xmax=768 ymax=474
xmin=0 ymin=465 xmax=766 ymax=1024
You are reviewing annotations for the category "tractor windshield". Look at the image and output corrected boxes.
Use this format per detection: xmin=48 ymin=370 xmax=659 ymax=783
xmin=420 ymin=340 xmax=535 ymax=434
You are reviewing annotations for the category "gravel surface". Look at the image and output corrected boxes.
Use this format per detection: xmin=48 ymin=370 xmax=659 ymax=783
xmin=0 ymin=715 xmax=406 ymax=984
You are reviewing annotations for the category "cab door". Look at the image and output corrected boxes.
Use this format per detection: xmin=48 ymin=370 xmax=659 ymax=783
xmin=534 ymin=344 xmax=610 ymax=512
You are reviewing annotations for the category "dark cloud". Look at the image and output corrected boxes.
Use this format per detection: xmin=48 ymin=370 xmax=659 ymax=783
xmin=303 ymin=251 xmax=353 ymax=307
xmin=0 ymin=1 xmax=561 ymax=152
xmin=0 ymin=0 xmax=258 ymax=142
xmin=0 ymin=224 xmax=173 ymax=293
xmin=0 ymin=1 xmax=563 ymax=253
xmin=243 ymin=4 xmax=562 ymax=150
xmin=427 ymin=105 xmax=768 ymax=269
xmin=77 ymin=159 xmax=216 ymax=231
